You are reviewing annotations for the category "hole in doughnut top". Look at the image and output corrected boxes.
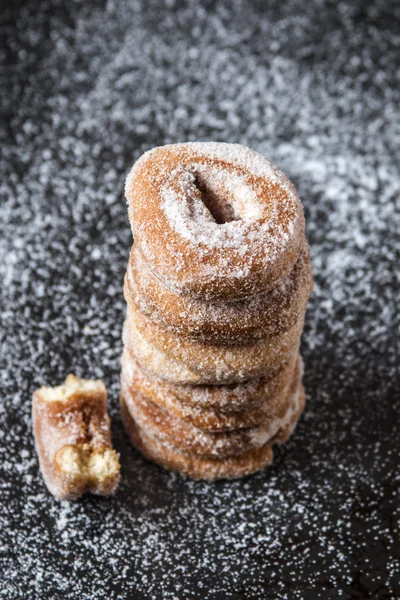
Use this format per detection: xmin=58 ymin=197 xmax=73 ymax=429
xmin=161 ymin=161 xmax=267 ymax=247
xmin=194 ymin=173 xmax=240 ymax=224
xmin=190 ymin=163 xmax=263 ymax=225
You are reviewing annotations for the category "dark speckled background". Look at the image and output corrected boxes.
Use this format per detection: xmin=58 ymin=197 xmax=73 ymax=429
xmin=1 ymin=1 xmax=399 ymax=599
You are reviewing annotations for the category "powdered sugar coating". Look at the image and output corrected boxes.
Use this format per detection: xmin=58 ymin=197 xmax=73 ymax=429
xmin=120 ymin=360 xmax=303 ymax=458
xmin=125 ymin=142 xmax=305 ymax=299
xmin=120 ymin=348 xmax=299 ymax=423
xmin=123 ymin=303 xmax=304 ymax=383
xmin=126 ymin=240 xmax=313 ymax=344
xmin=126 ymin=141 xmax=286 ymax=196
xmin=127 ymin=142 xmax=295 ymax=248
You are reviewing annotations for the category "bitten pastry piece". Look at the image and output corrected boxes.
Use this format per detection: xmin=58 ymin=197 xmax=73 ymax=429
xmin=33 ymin=375 xmax=120 ymax=500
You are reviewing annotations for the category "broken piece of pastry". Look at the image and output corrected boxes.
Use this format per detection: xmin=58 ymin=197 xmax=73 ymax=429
xmin=32 ymin=374 xmax=120 ymax=500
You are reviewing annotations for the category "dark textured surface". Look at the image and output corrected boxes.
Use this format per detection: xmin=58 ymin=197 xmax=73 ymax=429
xmin=1 ymin=1 xmax=399 ymax=598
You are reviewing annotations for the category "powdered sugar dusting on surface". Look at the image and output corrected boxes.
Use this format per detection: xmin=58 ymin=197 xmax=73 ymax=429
xmin=1 ymin=0 xmax=399 ymax=598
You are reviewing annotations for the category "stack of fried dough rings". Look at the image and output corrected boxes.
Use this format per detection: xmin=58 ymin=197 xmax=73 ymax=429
xmin=121 ymin=142 xmax=313 ymax=480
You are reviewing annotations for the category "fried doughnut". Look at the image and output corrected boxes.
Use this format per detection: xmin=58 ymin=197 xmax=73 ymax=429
xmin=122 ymin=308 xmax=303 ymax=384
xmin=125 ymin=142 xmax=305 ymax=301
xmin=32 ymin=375 xmax=121 ymax=500
xmin=120 ymin=349 xmax=300 ymax=430
xmin=125 ymin=241 xmax=313 ymax=345
xmin=125 ymin=301 xmax=303 ymax=381
xmin=120 ymin=387 xmax=305 ymax=480
xmin=120 ymin=363 xmax=303 ymax=458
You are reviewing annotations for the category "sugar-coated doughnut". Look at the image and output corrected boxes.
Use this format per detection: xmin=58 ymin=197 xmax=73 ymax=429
xmin=120 ymin=349 xmax=300 ymax=430
xmin=120 ymin=387 xmax=305 ymax=481
xmin=120 ymin=362 xmax=303 ymax=458
xmin=121 ymin=141 xmax=312 ymax=480
xmin=32 ymin=375 xmax=121 ymax=500
xmin=125 ymin=142 xmax=305 ymax=301
xmin=125 ymin=241 xmax=313 ymax=345
xmin=122 ymin=307 xmax=303 ymax=384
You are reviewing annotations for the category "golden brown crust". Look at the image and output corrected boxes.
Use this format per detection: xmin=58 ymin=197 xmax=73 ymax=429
xmin=120 ymin=142 xmax=312 ymax=480
xmin=122 ymin=307 xmax=303 ymax=385
xmin=120 ymin=386 xmax=305 ymax=481
xmin=120 ymin=348 xmax=300 ymax=430
xmin=272 ymin=386 xmax=306 ymax=446
xmin=126 ymin=239 xmax=313 ymax=346
xmin=120 ymin=363 xmax=302 ymax=459
xmin=32 ymin=375 xmax=120 ymax=500
xmin=125 ymin=143 xmax=305 ymax=300
xmin=121 ymin=396 xmax=273 ymax=480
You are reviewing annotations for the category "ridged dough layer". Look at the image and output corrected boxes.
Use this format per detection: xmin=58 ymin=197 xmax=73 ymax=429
xmin=126 ymin=241 xmax=313 ymax=345
xmin=120 ymin=349 xmax=300 ymax=430
xmin=120 ymin=387 xmax=305 ymax=481
xmin=122 ymin=307 xmax=303 ymax=385
xmin=121 ymin=359 xmax=303 ymax=458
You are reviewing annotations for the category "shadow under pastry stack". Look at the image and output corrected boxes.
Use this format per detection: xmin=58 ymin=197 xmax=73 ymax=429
xmin=121 ymin=142 xmax=313 ymax=480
